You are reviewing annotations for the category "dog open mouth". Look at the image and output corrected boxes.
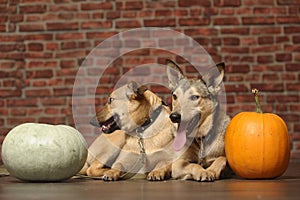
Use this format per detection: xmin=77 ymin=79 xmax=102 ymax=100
xmin=90 ymin=115 xmax=120 ymax=134
xmin=173 ymin=113 xmax=200 ymax=151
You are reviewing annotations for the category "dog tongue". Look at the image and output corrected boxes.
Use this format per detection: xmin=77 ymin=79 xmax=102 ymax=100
xmin=172 ymin=121 xmax=188 ymax=151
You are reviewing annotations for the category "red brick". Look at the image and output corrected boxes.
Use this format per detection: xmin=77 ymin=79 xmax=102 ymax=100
xmin=49 ymin=4 xmax=78 ymax=12
xmin=19 ymin=23 xmax=45 ymax=32
xmin=7 ymin=99 xmax=38 ymax=107
xmin=284 ymin=44 xmax=300 ymax=52
xmin=276 ymin=36 xmax=289 ymax=43
xmin=214 ymin=17 xmax=240 ymax=25
xmin=61 ymin=41 xmax=76 ymax=50
xmin=10 ymin=108 xmax=27 ymax=116
xmin=286 ymin=63 xmax=300 ymax=71
xmin=81 ymin=2 xmax=112 ymax=10
xmin=58 ymin=13 xmax=74 ymax=20
xmin=124 ymin=1 xmax=143 ymax=10
xmin=144 ymin=19 xmax=176 ymax=27
xmin=122 ymin=11 xmax=137 ymax=18
xmin=139 ymin=10 xmax=154 ymax=18
xmin=55 ymin=50 xmax=86 ymax=59
xmin=277 ymin=16 xmax=300 ymax=24
xmin=53 ymin=88 xmax=73 ymax=96
xmin=284 ymin=26 xmax=300 ymax=34
xmin=277 ymin=0 xmax=300 ymax=5
xmin=214 ymin=0 xmax=241 ymax=6
xmin=257 ymin=55 xmax=274 ymax=63
xmin=9 ymin=14 xmax=23 ymax=23
xmin=223 ymin=37 xmax=240 ymax=45
xmin=41 ymin=98 xmax=66 ymax=106
xmin=116 ymin=20 xmax=141 ymax=28
xmin=258 ymin=36 xmax=274 ymax=45
xmin=107 ymin=11 xmax=121 ymax=19
xmin=47 ymin=22 xmax=78 ymax=31
xmin=7 ymin=117 xmax=36 ymax=126
xmin=225 ymin=84 xmax=249 ymax=92
xmin=293 ymin=35 xmax=300 ymax=43
xmin=25 ymin=33 xmax=53 ymax=40
xmin=81 ymin=21 xmax=112 ymax=29
xmin=45 ymin=108 xmax=60 ymax=115
xmin=220 ymin=8 xmax=235 ymax=15
xmin=86 ymin=31 xmax=118 ymax=39
xmin=286 ymin=83 xmax=300 ymax=91
xmin=252 ymin=27 xmax=281 ymax=34
xmin=244 ymin=0 xmax=274 ymax=5
xmin=0 ymin=89 xmax=22 ymax=97
xmin=26 ymin=89 xmax=51 ymax=97
xmin=28 ymin=43 xmax=43 ymax=51
xmin=221 ymin=27 xmax=249 ymax=35
xmin=20 ymin=4 xmax=47 ymax=13
xmin=251 ymin=83 xmax=284 ymax=92
xmin=55 ymin=33 xmax=83 ymax=40
xmin=185 ymin=28 xmax=218 ymax=36
xmin=267 ymin=95 xmax=299 ymax=103
xmin=242 ymin=16 xmax=275 ymax=25
xmin=254 ymin=7 xmax=271 ymax=14
xmin=202 ymin=8 xmax=217 ymax=16
xmin=26 ymin=69 xmax=53 ymax=78
xmin=276 ymin=53 xmax=292 ymax=62
xmin=251 ymin=45 xmax=281 ymax=53
xmin=155 ymin=9 xmax=172 ymax=17
xmin=227 ymin=64 xmax=250 ymax=73
xmin=38 ymin=117 xmax=65 ymax=124
xmin=252 ymin=64 xmax=283 ymax=72
xmin=60 ymin=60 xmax=76 ymax=68
xmin=179 ymin=18 xmax=210 ymax=26
xmin=56 ymin=68 xmax=78 ymax=77
xmin=221 ymin=47 xmax=249 ymax=54
xmin=0 ymin=44 xmax=18 ymax=52
xmin=263 ymin=74 xmax=279 ymax=81
xmin=178 ymin=0 xmax=211 ymax=7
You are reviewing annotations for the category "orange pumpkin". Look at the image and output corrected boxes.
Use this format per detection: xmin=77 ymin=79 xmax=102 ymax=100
xmin=225 ymin=89 xmax=290 ymax=179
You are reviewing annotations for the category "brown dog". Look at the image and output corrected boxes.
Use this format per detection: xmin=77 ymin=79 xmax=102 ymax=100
xmin=80 ymin=81 xmax=176 ymax=181
xmin=166 ymin=60 xmax=231 ymax=181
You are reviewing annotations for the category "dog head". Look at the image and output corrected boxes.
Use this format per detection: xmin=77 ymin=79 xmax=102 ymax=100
xmin=166 ymin=59 xmax=225 ymax=151
xmin=90 ymin=81 xmax=151 ymax=134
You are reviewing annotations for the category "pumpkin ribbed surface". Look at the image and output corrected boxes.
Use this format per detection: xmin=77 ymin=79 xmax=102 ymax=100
xmin=225 ymin=89 xmax=290 ymax=179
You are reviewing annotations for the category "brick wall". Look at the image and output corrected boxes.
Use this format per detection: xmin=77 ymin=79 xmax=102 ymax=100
xmin=0 ymin=0 xmax=299 ymax=162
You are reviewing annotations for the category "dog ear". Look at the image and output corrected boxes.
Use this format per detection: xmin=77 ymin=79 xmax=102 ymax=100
xmin=202 ymin=62 xmax=225 ymax=95
xmin=127 ymin=81 xmax=148 ymax=99
xmin=166 ymin=59 xmax=184 ymax=90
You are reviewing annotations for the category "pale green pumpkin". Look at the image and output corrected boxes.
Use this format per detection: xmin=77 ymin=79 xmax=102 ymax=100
xmin=2 ymin=123 xmax=88 ymax=182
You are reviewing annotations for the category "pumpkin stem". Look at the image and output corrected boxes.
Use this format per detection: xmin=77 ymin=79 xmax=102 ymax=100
xmin=252 ymin=88 xmax=263 ymax=113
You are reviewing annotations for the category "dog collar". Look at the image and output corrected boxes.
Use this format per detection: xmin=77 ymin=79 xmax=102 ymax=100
xmin=135 ymin=104 xmax=163 ymax=135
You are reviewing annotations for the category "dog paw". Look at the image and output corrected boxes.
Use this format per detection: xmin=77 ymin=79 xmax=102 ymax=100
xmin=147 ymin=170 xmax=167 ymax=181
xmin=194 ymin=170 xmax=216 ymax=182
xmin=102 ymin=170 xmax=120 ymax=181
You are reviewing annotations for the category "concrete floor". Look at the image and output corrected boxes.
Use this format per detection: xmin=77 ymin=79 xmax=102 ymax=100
xmin=0 ymin=163 xmax=299 ymax=200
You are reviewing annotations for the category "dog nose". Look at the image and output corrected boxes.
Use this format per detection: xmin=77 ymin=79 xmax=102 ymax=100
xmin=169 ymin=112 xmax=181 ymax=123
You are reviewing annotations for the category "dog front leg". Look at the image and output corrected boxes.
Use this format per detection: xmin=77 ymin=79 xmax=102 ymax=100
xmin=86 ymin=160 xmax=110 ymax=177
xmin=147 ymin=162 xmax=172 ymax=181
xmin=172 ymin=159 xmax=215 ymax=181
xmin=206 ymin=156 xmax=227 ymax=180
xmin=102 ymin=162 xmax=125 ymax=181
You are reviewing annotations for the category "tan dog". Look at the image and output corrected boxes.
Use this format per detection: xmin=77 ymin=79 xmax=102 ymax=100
xmin=80 ymin=81 xmax=176 ymax=181
xmin=166 ymin=60 xmax=231 ymax=181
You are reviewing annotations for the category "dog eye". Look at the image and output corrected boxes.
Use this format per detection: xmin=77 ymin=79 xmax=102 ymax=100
xmin=172 ymin=94 xmax=177 ymax=100
xmin=190 ymin=95 xmax=200 ymax=101
xmin=108 ymin=97 xmax=114 ymax=104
